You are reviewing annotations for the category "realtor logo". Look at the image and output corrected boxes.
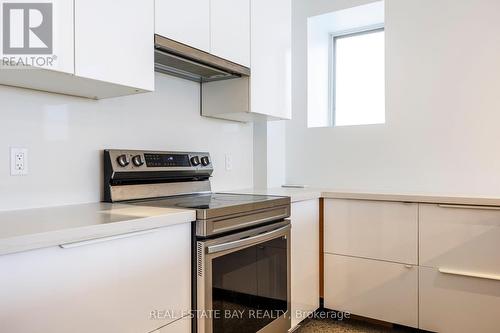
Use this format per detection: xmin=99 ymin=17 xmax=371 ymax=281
xmin=2 ymin=3 xmax=53 ymax=54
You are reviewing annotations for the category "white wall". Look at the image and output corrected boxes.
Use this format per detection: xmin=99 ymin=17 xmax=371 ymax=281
xmin=285 ymin=0 xmax=500 ymax=196
xmin=253 ymin=121 xmax=286 ymax=189
xmin=0 ymin=73 xmax=253 ymax=211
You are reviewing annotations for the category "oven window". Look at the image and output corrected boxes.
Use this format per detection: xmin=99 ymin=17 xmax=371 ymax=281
xmin=212 ymin=236 xmax=288 ymax=333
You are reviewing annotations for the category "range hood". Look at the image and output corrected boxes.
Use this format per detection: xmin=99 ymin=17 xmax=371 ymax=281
xmin=154 ymin=34 xmax=250 ymax=82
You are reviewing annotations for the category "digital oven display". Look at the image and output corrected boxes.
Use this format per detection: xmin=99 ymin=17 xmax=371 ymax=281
xmin=144 ymin=153 xmax=190 ymax=167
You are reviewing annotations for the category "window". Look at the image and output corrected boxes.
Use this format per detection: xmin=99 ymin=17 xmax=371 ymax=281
xmin=331 ymin=27 xmax=385 ymax=126
xmin=307 ymin=1 xmax=384 ymax=128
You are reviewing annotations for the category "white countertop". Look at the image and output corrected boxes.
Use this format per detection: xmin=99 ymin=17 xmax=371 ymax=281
xmin=0 ymin=202 xmax=195 ymax=256
xmin=228 ymin=187 xmax=500 ymax=206
xmin=3 ymin=188 xmax=500 ymax=256
xmin=224 ymin=187 xmax=323 ymax=203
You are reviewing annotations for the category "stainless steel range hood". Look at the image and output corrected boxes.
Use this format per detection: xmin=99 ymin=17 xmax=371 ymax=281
xmin=154 ymin=34 xmax=250 ymax=82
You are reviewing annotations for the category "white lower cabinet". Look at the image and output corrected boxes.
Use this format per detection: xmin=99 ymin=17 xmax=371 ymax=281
xmin=0 ymin=223 xmax=191 ymax=333
xmin=419 ymin=203 xmax=500 ymax=333
xmin=323 ymin=199 xmax=500 ymax=332
xmin=157 ymin=316 xmax=191 ymax=333
xmin=419 ymin=266 xmax=500 ymax=333
xmin=290 ymin=199 xmax=320 ymax=329
xmin=324 ymin=254 xmax=418 ymax=328
xmin=419 ymin=203 xmax=500 ymax=275
xmin=324 ymin=199 xmax=418 ymax=264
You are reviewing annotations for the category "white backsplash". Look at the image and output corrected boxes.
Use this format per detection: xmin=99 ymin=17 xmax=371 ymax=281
xmin=0 ymin=73 xmax=253 ymax=211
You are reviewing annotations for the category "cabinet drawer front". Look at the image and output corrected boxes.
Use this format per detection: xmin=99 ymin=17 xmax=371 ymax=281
xmin=419 ymin=266 xmax=500 ymax=333
xmin=324 ymin=254 xmax=418 ymax=328
xmin=324 ymin=199 xmax=418 ymax=264
xmin=420 ymin=204 xmax=500 ymax=274
xmin=0 ymin=224 xmax=191 ymax=333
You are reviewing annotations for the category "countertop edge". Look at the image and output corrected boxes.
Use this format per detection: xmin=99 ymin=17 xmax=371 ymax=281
xmin=320 ymin=191 xmax=500 ymax=206
xmin=0 ymin=209 xmax=195 ymax=256
xmin=228 ymin=188 xmax=500 ymax=206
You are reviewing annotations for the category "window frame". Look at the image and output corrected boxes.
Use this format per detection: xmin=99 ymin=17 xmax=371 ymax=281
xmin=329 ymin=24 xmax=385 ymax=127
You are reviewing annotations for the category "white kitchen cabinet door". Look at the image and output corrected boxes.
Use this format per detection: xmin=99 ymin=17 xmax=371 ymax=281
xmin=75 ymin=0 xmax=154 ymax=91
xmin=0 ymin=224 xmax=191 ymax=333
xmin=0 ymin=0 xmax=74 ymax=74
xmin=419 ymin=266 xmax=500 ymax=333
xmin=0 ymin=0 xmax=153 ymax=98
xmin=324 ymin=254 xmax=418 ymax=328
xmin=210 ymin=0 xmax=250 ymax=67
xmin=250 ymin=0 xmax=292 ymax=120
xmin=158 ymin=316 xmax=191 ymax=333
xmin=155 ymin=0 xmax=210 ymax=52
xmin=420 ymin=203 xmax=500 ymax=275
xmin=324 ymin=199 xmax=418 ymax=265
xmin=290 ymin=199 xmax=320 ymax=329
xmin=46 ymin=0 xmax=74 ymax=74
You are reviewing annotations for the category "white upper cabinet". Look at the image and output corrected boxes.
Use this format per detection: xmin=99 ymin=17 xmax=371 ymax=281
xmin=155 ymin=0 xmax=250 ymax=67
xmin=201 ymin=0 xmax=292 ymax=121
xmin=0 ymin=0 xmax=154 ymax=99
xmin=210 ymin=0 xmax=250 ymax=67
xmin=155 ymin=0 xmax=210 ymax=52
xmin=75 ymin=0 xmax=154 ymax=91
xmin=250 ymin=0 xmax=292 ymax=120
xmin=0 ymin=0 xmax=73 ymax=74
xmin=50 ymin=0 xmax=74 ymax=74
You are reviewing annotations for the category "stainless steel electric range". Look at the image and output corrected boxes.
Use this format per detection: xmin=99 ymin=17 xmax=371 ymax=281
xmin=104 ymin=149 xmax=291 ymax=333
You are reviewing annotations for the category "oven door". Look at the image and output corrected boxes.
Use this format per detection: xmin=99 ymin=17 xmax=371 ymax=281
xmin=196 ymin=220 xmax=291 ymax=333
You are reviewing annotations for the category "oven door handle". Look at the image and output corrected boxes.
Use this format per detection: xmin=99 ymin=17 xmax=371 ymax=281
xmin=207 ymin=225 xmax=290 ymax=254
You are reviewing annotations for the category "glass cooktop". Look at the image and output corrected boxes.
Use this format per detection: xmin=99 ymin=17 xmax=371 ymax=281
xmin=129 ymin=193 xmax=290 ymax=219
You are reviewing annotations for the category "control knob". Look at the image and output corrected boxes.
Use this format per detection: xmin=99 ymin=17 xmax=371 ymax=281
xmin=190 ymin=156 xmax=201 ymax=166
xmin=201 ymin=156 xmax=210 ymax=166
xmin=132 ymin=155 xmax=144 ymax=167
xmin=116 ymin=154 xmax=130 ymax=167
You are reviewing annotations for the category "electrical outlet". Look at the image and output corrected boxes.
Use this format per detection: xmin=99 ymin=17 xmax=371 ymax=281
xmin=225 ymin=154 xmax=232 ymax=171
xmin=10 ymin=148 xmax=28 ymax=176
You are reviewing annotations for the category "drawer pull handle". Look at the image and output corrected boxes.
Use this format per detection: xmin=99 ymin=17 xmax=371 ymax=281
xmin=438 ymin=268 xmax=500 ymax=281
xmin=438 ymin=204 xmax=500 ymax=211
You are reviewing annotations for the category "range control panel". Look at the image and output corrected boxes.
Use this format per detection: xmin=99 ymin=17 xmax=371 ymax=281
xmin=144 ymin=153 xmax=191 ymax=167
xmin=104 ymin=149 xmax=213 ymax=202
xmin=105 ymin=149 xmax=212 ymax=171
